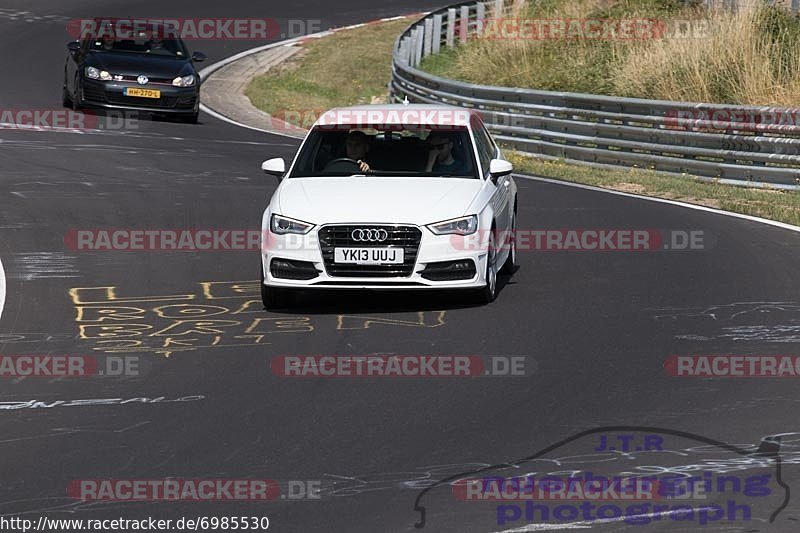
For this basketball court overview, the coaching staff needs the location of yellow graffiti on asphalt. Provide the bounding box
[69,281,446,357]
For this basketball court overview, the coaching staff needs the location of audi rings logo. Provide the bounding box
[351,228,388,242]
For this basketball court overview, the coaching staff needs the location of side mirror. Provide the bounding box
[67,41,81,53]
[489,158,513,182]
[261,158,286,179]
[191,51,207,62]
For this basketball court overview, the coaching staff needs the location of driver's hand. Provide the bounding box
[358,160,371,172]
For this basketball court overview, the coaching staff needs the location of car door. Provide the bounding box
[471,116,511,253]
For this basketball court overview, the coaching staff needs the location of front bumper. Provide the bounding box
[261,224,489,290]
[80,79,199,114]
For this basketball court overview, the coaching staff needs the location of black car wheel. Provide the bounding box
[499,208,517,275]
[62,70,73,108]
[180,110,199,124]
[71,76,81,111]
[260,265,290,310]
[62,85,72,108]
[475,227,498,304]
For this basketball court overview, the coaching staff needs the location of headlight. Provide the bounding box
[172,75,195,87]
[85,67,112,80]
[427,215,478,235]
[270,214,314,235]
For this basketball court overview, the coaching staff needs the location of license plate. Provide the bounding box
[334,247,404,265]
[124,88,161,98]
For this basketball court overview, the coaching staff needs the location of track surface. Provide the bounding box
[1,1,800,531]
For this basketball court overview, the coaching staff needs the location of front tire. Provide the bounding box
[499,210,517,276]
[62,83,72,108]
[475,228,498,304]
[179,111,199,124]
[260,265,290,310]
[71,76,81,111]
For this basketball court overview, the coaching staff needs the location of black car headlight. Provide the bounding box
[86,67,112,81]
[172,75,196,87]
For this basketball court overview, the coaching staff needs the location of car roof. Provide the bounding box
[313,104,481,128]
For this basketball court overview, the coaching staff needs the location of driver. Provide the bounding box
[100,35,116,51]
[345,130,372,172]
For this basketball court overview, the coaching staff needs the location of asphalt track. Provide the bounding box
[1,1,800,532]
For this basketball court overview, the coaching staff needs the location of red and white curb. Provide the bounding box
[198,13,424,138]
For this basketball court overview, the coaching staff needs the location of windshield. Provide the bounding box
[289,126,479,178]
[86,32,187,58]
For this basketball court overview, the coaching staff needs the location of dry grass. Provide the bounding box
[423,1,800,105]
[613,7,800,104]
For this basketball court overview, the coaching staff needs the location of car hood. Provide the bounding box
[87,52,193,78]
[276,177,484,225]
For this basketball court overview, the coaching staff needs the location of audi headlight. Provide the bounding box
[86,67,112,80]
[172,75,195,87]
[427,215,478,235]
[270,214,314,235]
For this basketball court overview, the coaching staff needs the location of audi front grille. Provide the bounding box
[317,225,422,277]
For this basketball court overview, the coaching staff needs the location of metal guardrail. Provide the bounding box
[389,0,800,187]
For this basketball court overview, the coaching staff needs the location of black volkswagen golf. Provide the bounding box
[63,20,206,123]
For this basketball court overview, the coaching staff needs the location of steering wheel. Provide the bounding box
[323,157,363,173]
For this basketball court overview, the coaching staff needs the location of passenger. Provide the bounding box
[425,132,470,175]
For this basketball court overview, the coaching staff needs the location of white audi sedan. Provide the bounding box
[258,104,517,309]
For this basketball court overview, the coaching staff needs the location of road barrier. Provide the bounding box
[390,0,800,187]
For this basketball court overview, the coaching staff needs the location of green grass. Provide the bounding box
[246,18,415,123]
[507,153,800,226]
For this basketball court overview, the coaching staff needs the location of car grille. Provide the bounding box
[106,93,180,108]
[82,81,107,103]
[318,225,422,277]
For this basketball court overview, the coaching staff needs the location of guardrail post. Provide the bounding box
[459,6,469,43]
[476,2,486,34]
[413,26,424,67]
[423,18,433,57]
[446,8,456,47]
[416,26,425,65]
[432,14,443,54]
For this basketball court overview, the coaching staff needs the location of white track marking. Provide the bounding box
[515,174,800,234]
[0,255,5,319]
